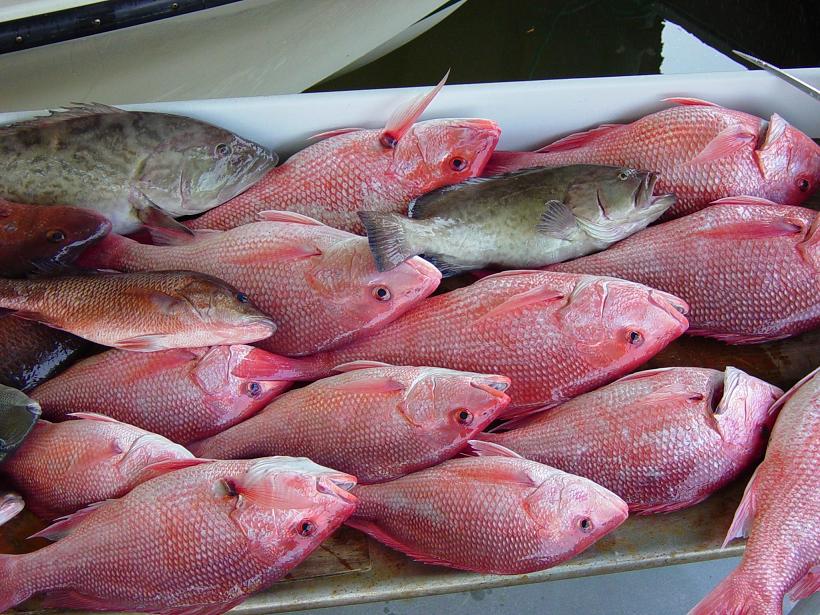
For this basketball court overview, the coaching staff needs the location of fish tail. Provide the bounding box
[688,569,779,615]
[0,554,31,611]
[358,211,418,272]
[74,233,133,270]
[232,349,330,382]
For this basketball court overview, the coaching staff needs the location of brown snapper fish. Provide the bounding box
[0,103,277,234]
[0,271,276,351]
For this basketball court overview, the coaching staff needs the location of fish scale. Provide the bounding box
[486,100,820,218]
[274,271,689,416]
[690,367,820,614]
[0,104,276,234]
[0,271,276,351]
[348,453,628,574]
[0,458,356,613]
[483,367,782,513]
[30,346,292,444]
[189,365,511,483]
[1,416,192,519]
[188,118,501,235]
[78,219,441,356]
[549,201,820,344]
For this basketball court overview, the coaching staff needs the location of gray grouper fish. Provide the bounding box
[359,165,675,276]
[0,103,277,234]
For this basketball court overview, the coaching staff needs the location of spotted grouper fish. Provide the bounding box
[0,104,277,234]
[188,75,500,234]
[690,366,820,615]
[486,98,820,218]
[0,457,356,614]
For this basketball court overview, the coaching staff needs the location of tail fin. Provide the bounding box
[0,554,28,611]
[231,349,328,382]
[482,151,543,176]
[74,233,135,270]
[688,571,776,615]
[358,212,418,272]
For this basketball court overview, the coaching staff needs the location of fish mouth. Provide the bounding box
[403,255,443,284]
[316,472,358,504]
[245,316,277,334]
[648,289,690,327]
[470,376,512,399]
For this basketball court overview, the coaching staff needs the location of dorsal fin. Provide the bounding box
[466,440,524,459]
[0,102,124,134]
[535,124,623,153]
[310,127,366,141]
[257,210,327,226]
[381,71,449,146]
[29,500,112,541]
[663,97,721,107]
[478,285,564,322]
[325,375,405,394]
[334,361,394,372]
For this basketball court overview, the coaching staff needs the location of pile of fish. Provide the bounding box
[0,74,818,615]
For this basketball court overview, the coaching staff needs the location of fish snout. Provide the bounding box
[469,375,512,399]
[648,288,690,327]
[316,472,358,504]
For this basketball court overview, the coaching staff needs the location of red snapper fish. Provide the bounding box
[690,367,820,615]
[1,413,192,519]
[254,271,689,417]
[348,442,628,574]
[0,271,276,351]
[188,75,501,234]
[549,198,819,344]
[30,346,292,445]
[0,457,356,614]
[485,99,820,218]
[189,363,511,483]
[79,213,441,356]
[482,366,783,513]
[0,199,111,277]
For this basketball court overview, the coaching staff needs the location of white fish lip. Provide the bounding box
[0,492,24,526]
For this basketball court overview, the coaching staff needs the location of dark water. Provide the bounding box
[311,0,818,92]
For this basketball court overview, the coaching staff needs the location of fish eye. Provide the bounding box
[236,292,249,304]
[215,143,233,158]
[246,381,262,398]
[380,133,398,149]
[372,286,391,301]
[617,171,629,181]
[455,408,473,425]
[627,330,643,346]
[449,156,468,172]
[297,519,316,537]
[796,177,810,192]
[46,229,66,243]
[578,517,594,533]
